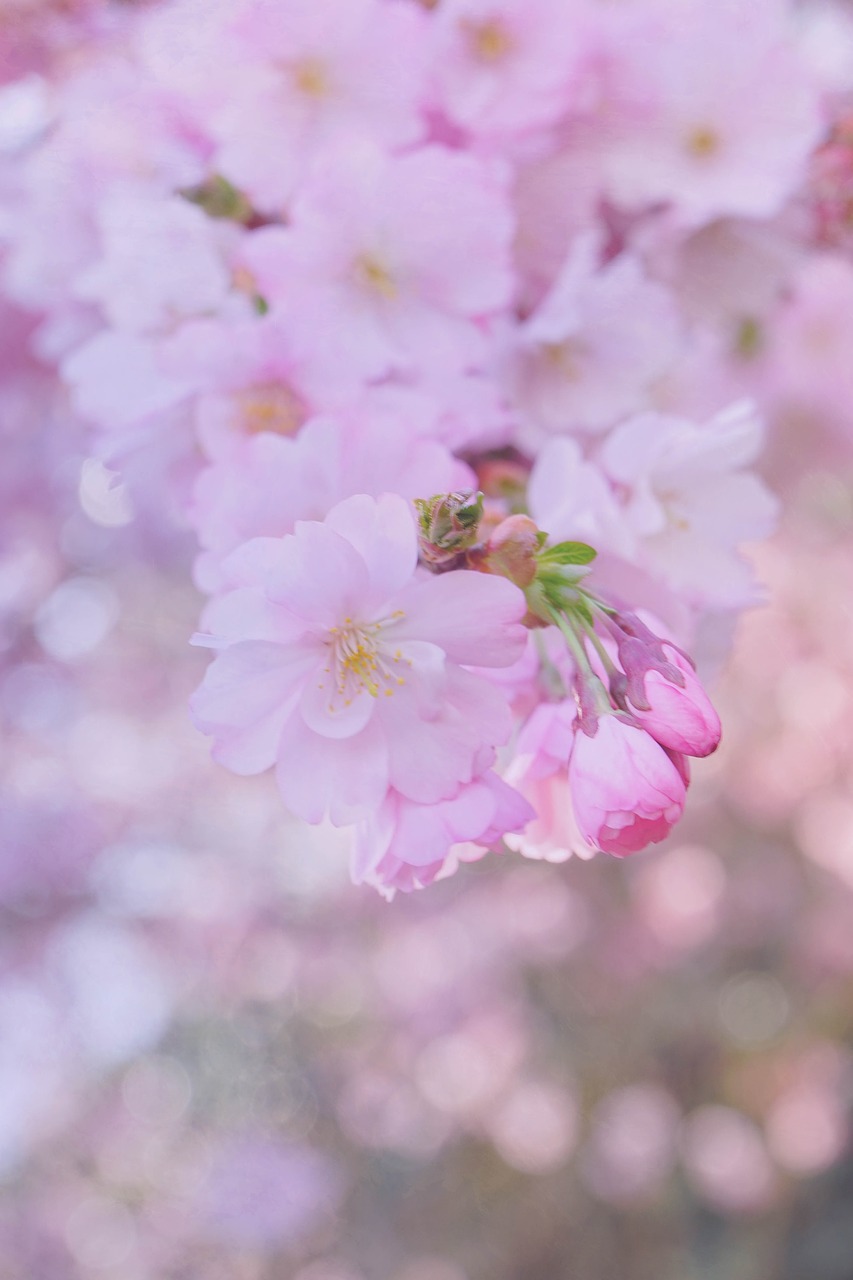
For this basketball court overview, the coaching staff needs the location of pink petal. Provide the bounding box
[391,571,526,667]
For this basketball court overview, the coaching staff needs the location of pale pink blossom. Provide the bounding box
[73,190,241,335]
[238,143,514,392]
[569,715,687,857]
[504,701,595,862]
[428,0,590,141]
[763,254,853,442]
[597,0,822,225]
[514,235,683,437]
[527,436,633,557]
[209,0,428,209]
[191,494,527,826]
[191,415,472,593]
[352,770,534,896]
[599,402,779,608]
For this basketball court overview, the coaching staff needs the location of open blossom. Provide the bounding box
[190,414,472,592]
[428,0,590,141]
[514,235,683,438]
[191,494,527,826]
[599,402,780,608]
[504,701,594,863]
[569,715,687,857]
[527,436,634,558]
[238,142,514,392]
[597,0,822,225]
[352,769,534,897]
[73,190,241,336]
[209,0,428,209]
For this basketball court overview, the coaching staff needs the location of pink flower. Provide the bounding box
[239,142,514,392]
[599,402,780,608]
[596,0,822,225]
[527,435,633,558]
[568,715,687,857]
[429,0,590,141]
[504,701,595,862]
[631,646,721,758]
[190,414,472,593]
[190,494,527,826]
[514,235,683,436]
[209,0,428,209]
[73,190,240,335]
[352,770,534,896]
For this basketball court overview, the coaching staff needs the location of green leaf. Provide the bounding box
[540,540,597,566]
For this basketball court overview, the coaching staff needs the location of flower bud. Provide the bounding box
[414,490,484,567]
[568,715,687,857]
[480,514,540,588]
[632,646,721,757]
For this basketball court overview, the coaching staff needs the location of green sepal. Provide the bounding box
[539,540,597,566]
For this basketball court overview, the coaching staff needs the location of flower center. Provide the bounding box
[542,338,586,381]
[461,17,514,63]
[686,125,720,159]
[323,615,409,707]
[354,253,398,300]
[292,58,329,98]
[237,383,307,436]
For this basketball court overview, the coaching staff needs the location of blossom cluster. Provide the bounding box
[1,0,844,894]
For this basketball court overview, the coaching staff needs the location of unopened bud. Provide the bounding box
[480,514,541,588]
[414,490,484,567]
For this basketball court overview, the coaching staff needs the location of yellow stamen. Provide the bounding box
[237,383,306,437]
[461,17,514,62]
[543,339,585,382]
[686,126,720,159]
[292,58,329,98]
[354,253,398,300]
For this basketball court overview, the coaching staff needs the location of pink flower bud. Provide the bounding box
[634,646,722,758]
[568,716,687,858]
[482,514,541,588]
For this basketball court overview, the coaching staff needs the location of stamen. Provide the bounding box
[461,17,514,62]
[354,253,397,299]
[292,58,328,98]
[237,383,306,436]
[686,125,720,158]
[323,614,407,707]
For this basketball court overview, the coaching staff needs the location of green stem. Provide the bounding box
[549,608,613,715]
[578,615,618,676]
[533,629,567,700]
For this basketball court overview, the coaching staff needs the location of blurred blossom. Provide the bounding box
[34,575,119,662]
[581,1085,681,1203]
[717,973,791,1048]
[194,1136,345,1249]
[634,844,726,949]
[77,458,135,528]
[64,1197,137,1271]
[47,917,175,1066]
[681,1106,778,1214]
[487,1080,577,1174]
